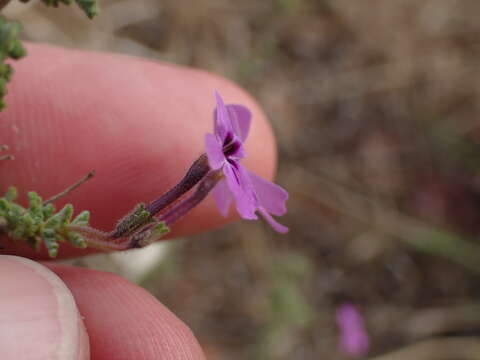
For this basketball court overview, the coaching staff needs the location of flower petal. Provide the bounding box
[214,91,232,141]
[248,170,288,216]
[205,133,225,170]
[227,105,251,142]
[336,303,369,357]
[224,163,257,220]
[212,179,232,217]
[258,207,289,233]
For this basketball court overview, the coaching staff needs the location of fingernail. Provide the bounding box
[0,256,89,360]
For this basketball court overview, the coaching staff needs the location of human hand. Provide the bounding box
[0,43,276,359]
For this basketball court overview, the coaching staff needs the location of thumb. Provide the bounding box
[0,255,89,360]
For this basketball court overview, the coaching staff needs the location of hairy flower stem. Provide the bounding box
[125,170,222,249]
[127,220,169,249]
[145,154,210,215]
[160,170,223,226]
[111,154,210,239]
[67,225,125,251]
[72,171,221,251]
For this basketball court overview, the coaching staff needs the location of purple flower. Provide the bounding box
[336,303,369,357]
[205,92,289,233]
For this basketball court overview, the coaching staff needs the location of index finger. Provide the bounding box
[0,43,277,259]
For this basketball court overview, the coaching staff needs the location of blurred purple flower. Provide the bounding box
[336,303,369,357]
[205,92,289,233]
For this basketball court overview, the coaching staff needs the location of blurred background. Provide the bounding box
[6,0,480,359]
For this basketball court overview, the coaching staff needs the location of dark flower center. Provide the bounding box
[223,132,241,157]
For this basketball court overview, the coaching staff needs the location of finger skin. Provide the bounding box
[48,264,206,360]
[0,255,89,360]
[0,43,276,259]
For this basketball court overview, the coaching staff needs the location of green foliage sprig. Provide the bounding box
[0,16,26,110]
[19,0,98,19]
[0,0,98,110]
[0,186,90,257]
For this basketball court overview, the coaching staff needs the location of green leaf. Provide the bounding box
[67,231,87,248]
[71,210,90,226]
[4,186,17,201]
[0,198,10,212]
[28,192,44,220]
[151,222,170,238]
[75,0,99,19]
[42,203,56,219]
[44,204,73,228]
[42,228,59,258]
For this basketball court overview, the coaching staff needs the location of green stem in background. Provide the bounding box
[369,337,480,360]
[294,166,480,274]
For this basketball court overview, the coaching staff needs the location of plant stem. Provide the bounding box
[44,171,96,205]
[160,169,222,226]
[293,165,480,274]
[145,154,210,216]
